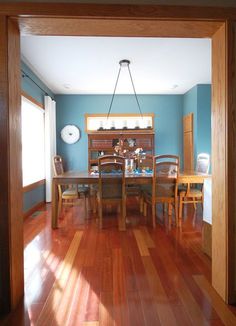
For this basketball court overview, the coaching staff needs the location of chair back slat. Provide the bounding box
[53,155,65,196]
[153,155,179,199]
[98,155,125,199]
[53,155,64,176]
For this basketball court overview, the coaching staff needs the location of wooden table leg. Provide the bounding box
[52,179,58,229]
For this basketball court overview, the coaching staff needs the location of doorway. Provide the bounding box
[1,5,235,312]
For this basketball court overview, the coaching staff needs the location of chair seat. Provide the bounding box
[143,185,175,198]
[126,185,141,196]
[78,185,89,194]
[62,188,78,198]
[179,188,202,197]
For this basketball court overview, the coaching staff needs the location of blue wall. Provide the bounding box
[22,61,54,102]
[21,61,54,213]
[183,84,211,167]
[56,95,184,171]
[197,85,211,156]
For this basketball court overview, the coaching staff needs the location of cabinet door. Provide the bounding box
[183,113,194,170]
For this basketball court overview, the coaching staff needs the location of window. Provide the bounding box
[21,96,45,187]
[85,113,154,132]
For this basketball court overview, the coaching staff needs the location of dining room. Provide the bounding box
[2,2,236,325]
[9,32,227,325]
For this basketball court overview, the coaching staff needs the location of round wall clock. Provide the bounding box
[60,125,80,144]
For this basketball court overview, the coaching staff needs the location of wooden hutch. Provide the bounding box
[87,130,155,170]
[86,113,155,170]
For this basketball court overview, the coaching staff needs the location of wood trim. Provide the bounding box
[0,17,23,314]
[0,15,11,315]
[202,221,212,258]
[8,18,24,311]
[23,201,45,220]
[85,113,155,117]
[212,23,227,302]
[22,91,44,110]
[183,113,194,171]
[0,3,236,20]
[17,17,223,38]
[0,0,235,310]
[87,130,155,135]
[23,179,45,193]
[226,20,236,304]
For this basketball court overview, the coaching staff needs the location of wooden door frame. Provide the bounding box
[0,3,236,313]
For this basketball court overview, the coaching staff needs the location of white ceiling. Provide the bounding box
[21,36,211,95]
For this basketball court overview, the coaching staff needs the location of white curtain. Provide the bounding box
[45,96,56,202]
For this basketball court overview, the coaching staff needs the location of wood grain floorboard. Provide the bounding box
[36,231,83,325]
[133,228,150,256]
[194,275,236,326]
[2,200,236,326]
[142,256,178,326]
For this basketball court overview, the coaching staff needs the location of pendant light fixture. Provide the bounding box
[106,59,143,121]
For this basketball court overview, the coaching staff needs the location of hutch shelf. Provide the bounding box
[87,130,155,171]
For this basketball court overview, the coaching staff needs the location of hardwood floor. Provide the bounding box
[2,199,236,325]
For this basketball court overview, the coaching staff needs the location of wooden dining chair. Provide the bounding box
[53,155,89,216]
[143,155,179,228]
[179,153,210,215]
[178,177,205,226]
[126,154,153,213]
[97,155,126,230]
[178,154,210,224]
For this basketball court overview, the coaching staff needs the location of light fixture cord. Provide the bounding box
[107,65,122,120]
[127,65,143,119]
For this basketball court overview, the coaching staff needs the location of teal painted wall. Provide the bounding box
[21,62,54,102]
[56,94,183,171]
[183,84,211,167]
[197,85,211,157]
[23,185,45,212]
[21,61,54,213]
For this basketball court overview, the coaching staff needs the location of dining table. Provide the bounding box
[51,170,211,229]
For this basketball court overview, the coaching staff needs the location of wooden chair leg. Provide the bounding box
[98,201,102,229]
[143,202,147,217]
[175,199,178,227]
[117,204,121,213]
[193,198,197,209]
[120,199,126,231]
[58,197,62,216]
[93,192,97,214]
[140,194,144,213]
[179,197,183,227]
[152,203,156,228]
[84,195,87,219]
[168,203,172,216]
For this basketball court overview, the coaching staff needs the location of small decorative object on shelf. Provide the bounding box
[110,120,116,130]
[135,120,140,129]
[147,119,152,129]
[98,120,104,131]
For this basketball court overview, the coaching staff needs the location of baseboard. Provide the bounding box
[23,201,45,220]
[202,221,212,258]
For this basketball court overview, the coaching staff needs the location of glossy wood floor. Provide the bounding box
[2,199,236,326]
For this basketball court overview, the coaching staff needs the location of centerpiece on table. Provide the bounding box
[113,140,145,173]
